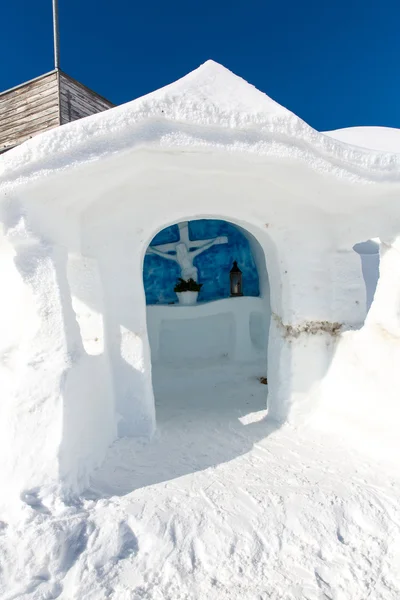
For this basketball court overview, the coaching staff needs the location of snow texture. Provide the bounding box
[1,63,400,598]
[147,297,268,364]
[1,362,400,600]
[324,126,400,153]
[2,61,400,191]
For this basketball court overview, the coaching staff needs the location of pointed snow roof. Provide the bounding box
[2,60,400,187]
[144,59,293,124]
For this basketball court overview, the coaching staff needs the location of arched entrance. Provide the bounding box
[143,218,271,424]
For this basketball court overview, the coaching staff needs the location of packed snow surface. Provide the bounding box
[324,126,400,153]
[1,362,400,600]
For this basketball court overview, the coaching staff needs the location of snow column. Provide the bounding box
[266,231,339,423]
[97,242,156,438]
[0,200,119,497]
[59,253,117,492]
[0,215,71,496]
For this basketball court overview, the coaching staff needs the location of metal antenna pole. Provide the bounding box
[52,0,60,70]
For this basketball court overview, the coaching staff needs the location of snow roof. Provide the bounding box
[146,59,293,122]
[2,60,400,189]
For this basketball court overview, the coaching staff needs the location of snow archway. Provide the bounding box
[142,218,271,425]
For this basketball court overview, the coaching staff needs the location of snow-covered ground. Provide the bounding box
[2,360,400,600]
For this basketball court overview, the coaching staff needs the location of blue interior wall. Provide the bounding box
[144,220,260,305]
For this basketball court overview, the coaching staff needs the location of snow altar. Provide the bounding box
[1,60,400,499]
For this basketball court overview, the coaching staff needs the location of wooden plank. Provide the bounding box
[0,102,58,130]
[0,82,58,109]
[0,95,59,127]
[60,96,109,119]
[60,92,111,114]
[0,114,59,148]
[60,86,111,110]
[0,93,58,121]
[59,72,113,125]
[0,74,58,105]
[60,89,112,112]
[0,118,59,145]
[0,83,58,116]
[0,124,59,150]
[1,122,59,150]
[61,110,91,123]
[59,71,113,107]
[60,95,111,124]
[0,70,57,97]
[60,104,109,123]
[0,83,59,117]
[60,81,111,104]
[0,88,59,132]
[1,127,58,150]
[0,110,59,139]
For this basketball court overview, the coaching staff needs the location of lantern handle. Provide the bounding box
[230,260,242,273]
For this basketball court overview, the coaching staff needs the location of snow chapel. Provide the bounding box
[1,60,400,497]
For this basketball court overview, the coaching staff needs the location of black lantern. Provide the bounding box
[230,261,243,297]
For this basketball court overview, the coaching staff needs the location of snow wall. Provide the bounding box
[311,237,400,461]
[147,296,268,365]
[1,142,400,499]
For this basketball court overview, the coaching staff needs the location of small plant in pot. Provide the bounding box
[174,278,202,305]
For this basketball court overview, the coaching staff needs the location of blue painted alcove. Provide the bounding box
[144,219,260,305]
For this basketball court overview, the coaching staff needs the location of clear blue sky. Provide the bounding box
[1,0,400,131]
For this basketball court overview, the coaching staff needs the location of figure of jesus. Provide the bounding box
[146,222,228,282]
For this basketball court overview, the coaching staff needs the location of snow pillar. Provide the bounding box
[267,318,334,422]
[266,238,336,423]
[98,250,155,438]
[0,208,119,498]
[59,253,117,492]
[0,218,71,496]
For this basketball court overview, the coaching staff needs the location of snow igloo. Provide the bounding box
[2,60,400,498]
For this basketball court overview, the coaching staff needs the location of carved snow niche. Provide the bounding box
[143,218,271,418]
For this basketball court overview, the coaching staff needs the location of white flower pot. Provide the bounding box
[176,291,199,305]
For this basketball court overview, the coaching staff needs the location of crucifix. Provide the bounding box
[146,222,228,281]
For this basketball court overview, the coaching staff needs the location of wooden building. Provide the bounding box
[0,70,114,154]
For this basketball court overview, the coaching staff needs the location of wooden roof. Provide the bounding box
[0,70,114,154]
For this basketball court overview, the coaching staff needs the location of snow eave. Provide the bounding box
[0,88,400,189]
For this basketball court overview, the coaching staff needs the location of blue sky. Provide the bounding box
[1,0,400,131]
